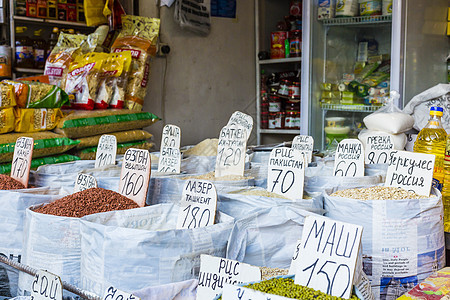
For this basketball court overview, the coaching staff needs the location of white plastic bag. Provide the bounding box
[132,279,198,300]
[80,204,234,296]
[403,83,450,132]
[363,91,414,134]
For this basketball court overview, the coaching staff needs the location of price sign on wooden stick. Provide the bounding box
[31,270,63,300]
[119,148,151,207]
[292,135,314,164]
[294,215,363,299]
[95,135,117,169]
[158,124,182,173]
[74,173,97,193]
[102,285,140,300]
[176,179,217,229]
[333,139,364,177]
[161,124,181,149]
[215,124,247,178]
[11,137,33,187]
[227,111,254,141]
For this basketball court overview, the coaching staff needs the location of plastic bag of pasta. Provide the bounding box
[0,83,16,109]
[111,16,160,111]
[95,51,132,109]
[3,80,69,108]
[65,52,107,110]
[44,32,99,89]
[14,108,63,132]
[0,107,15,134]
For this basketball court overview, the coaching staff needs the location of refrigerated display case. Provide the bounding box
[301,0,449,150]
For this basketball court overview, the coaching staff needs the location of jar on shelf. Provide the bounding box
[269,96,282,112]
[261,119,268,129]
[285,111,300,129]
[288,81,300,100]
[278,79,290,96]
[268,113,277,129]
[286,100,300,112]
[275,111,285,129]
[261,111,269,121]
[261,102,269,112]
[289,30,302,58]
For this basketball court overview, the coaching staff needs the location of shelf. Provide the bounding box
[320,15,392,26]
[15,68,44,74]
[259,57,301,65]
[321,103,381,112]
[260,129,300,134]
[13,16,91,28]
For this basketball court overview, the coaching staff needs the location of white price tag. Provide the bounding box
[102,286,140,300]
[176,179,217,229]
[158,147,181,173]
[292,135,314,164]
[227,111,254,141]
[333,139,365,177]
[289,239,302,275]
[74,173,97,193]
[222,284,292,300]
[30,270,63,300]
[11,137,34,187]
[161,124,181,149]
[364,133,394,164]
[385,150,435,196]
[215,124,247,178]
[267,147,305,200]
[119,148,151,207]
[294,216,362,299]
[95,135,117,169]
[196,255,261,300]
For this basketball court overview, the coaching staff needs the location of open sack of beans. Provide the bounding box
[18,188,142,298]
[79,203,234,296]
[217,187,324,220]
[323,186,445,300]
[226,205,323,269]
[0,186,67,298]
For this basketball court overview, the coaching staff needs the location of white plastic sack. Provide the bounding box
[403,83,450,132]
[217,187,324,219]
[132,279,198,300]
[324,187,445,300]
[80,204,234,296]
[181,156,216,174]
[227,205,323,269]
[0,187,67,298]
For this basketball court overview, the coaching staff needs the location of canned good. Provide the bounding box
[278,79,290,96]
[270,31,288,59]
[261,111,269,121]
[269,96,282,112]
[288,81,300,99]
[276,111,285,129]
[286,100,300,112]
[285,111,300,129]
[261,102,269,112]
[261,119,268,129]
[269,113,278,129]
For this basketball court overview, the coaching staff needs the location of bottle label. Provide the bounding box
[16,46,33,62]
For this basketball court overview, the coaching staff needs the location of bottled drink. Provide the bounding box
[15,26,34,69]
[413,106,447,192]
[33,29,47,69]
[443,138,450,231]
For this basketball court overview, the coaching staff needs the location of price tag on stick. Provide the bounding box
[215,124,247,178]
[74,173,97,193]
[292,135,314,164]
[11,137,33,187]
[294,215,363,299]
[119,148,151,207]
[196,254,261,300]
[385,150,435,196]
[159,124,182,173]
[333,139,365,177]
[364,133,394,164]
[102,285,140,300]
[227,111,254,141]
[161,124,181,148]
[267,147,305,200]
[95,135,117,169]
[176,179,217,229]
[31,270,63,300]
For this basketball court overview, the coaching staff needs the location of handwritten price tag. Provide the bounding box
[159,124,182,173]
[227,111,254,141]
[215,124,247,178]
[161,124,181,148]
[294,216,362,299]
[196,254,261,300]
[119,148,151,207]
[364,133,394,164]
[31,270,63,300]
[11,137,34,187]
[176,179,217,229]
[74,173,97,193]
[289,239,302,275]
[292,135,314,164]
[102,286,140,300]
[267,147,305,200]
[222,284,292,300]
[333,139,364,177]
[95,135,117,169]
[385,150,435,196]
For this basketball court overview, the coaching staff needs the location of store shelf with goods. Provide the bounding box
[13,15,91,28]
[320,14,392,27]
[320,103,381,113]
[259,57,302,65]
[14,67,44,74]
[260,129,300,134]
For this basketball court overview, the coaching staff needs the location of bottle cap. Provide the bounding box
[430,106,443,116]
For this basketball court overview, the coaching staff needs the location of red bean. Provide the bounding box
[0,174,25,190]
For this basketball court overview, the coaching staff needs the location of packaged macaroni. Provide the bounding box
[14,108,63,132]
[3,80,69,108]
[0,107,15,134]
[0,83,16,109]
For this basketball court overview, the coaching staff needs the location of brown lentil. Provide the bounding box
[34,187,139,218]
[0,174,25,190]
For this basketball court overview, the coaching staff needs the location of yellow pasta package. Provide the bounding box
[95,51,132,109]
[14,108,63,132]
[0,107,15,134]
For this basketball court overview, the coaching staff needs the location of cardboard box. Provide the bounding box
[37,0,47,18]
[318,0,336,19]
[398,267,450,299]
[15,0,27,16]
[67,3,76,21]
[26,0,37,17]
[47,0,57,19]
[57,2,67,20]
